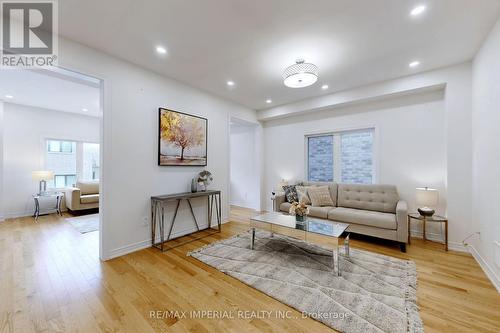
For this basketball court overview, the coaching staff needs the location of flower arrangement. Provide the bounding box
[197,170,213,191]
[289,202,309,221]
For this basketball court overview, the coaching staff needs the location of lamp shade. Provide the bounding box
[32,170,54,181]
[416,187,439,206]
[275,179,289,192]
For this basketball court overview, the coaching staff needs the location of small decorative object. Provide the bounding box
[190,178,198,193]
[158,108,207,166]
[416,187,439,217]
[32,170,54,195]
[197,170,213,191]
[289,202,309,222]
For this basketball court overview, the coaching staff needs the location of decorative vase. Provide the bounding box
[198,182,206,192]
[295,215,305,222]
[191,179,197,193]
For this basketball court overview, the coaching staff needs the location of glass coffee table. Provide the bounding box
[250,212,350,276]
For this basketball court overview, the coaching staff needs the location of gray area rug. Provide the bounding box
[189,230,423,333]
[66,214,99,233]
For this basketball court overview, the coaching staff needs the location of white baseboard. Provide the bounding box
[410,229,466,252]
[103,217,230,260]
[467,245,500,293]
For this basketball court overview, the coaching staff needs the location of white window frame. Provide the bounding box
[304,126,379,184]
[42,137,100,190]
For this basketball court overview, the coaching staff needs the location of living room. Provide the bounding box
[1,1,500,332]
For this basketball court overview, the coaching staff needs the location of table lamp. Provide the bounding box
[32,171,54,195]
[416,187,439,217]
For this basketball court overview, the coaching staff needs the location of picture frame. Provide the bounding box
[158,108,208,166]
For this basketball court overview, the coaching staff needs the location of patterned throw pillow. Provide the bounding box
[308,186,334,207]
[295,186,311,205]
[282,185,298,203]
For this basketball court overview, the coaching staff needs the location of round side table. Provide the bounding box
[33,192,64,222]
[408,213,448,251]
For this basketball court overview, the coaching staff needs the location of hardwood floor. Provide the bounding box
[1,207,499,332]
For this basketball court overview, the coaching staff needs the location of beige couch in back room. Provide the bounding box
[65,181,100,212]
[275,181,408,252]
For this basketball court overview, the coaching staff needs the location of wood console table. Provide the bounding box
[151,190,221,251]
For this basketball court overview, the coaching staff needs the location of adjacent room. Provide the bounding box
[1,1,500,332]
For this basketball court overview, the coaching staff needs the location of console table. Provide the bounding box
[151,190,221,251]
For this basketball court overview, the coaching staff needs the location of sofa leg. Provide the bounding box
[399,243,407,253]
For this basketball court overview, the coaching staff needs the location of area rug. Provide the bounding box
[189,230,423,333]
[66,214,99,234]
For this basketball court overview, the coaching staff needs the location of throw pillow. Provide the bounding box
[282,185,298,203]
[308,186,334,207]
[295,186,311,205]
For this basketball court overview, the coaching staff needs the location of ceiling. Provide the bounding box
[57,0,500,110]
[0,69,101,117]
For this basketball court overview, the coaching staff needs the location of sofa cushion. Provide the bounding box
[80,194,99,204]
[308,186,334,207]
[76,181,99,195]
[301,181,338,206]
[282,185,298,203]
[337,184,399,213]
[328,207,397,230]
[307,206,334,219]
[280,202,292,213]
[295,186,311,205]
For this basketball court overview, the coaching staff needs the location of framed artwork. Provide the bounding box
[158,108,207,166]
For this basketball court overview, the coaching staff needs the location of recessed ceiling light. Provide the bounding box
[82,108,88,112]
[266,99,272,104]
[321,84,329,90]
[410,5,426,16]
[156,46,167,54]
[226,80,235,86]
[409,61,420,68]
[4,94,13,99]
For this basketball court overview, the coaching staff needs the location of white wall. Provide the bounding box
[261,63,473,251]
[57,38,257,259]
[230,123,260,210]
[2,103,100,218]
[264,90,447,236]
[472,16,500,291]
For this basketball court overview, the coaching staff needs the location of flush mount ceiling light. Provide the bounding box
[266,99,272,104]
[283,59,319,88]
[4,94,13,99]
[226,80,235,87]
[321,84,329,90]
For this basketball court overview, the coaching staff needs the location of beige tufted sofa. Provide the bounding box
[275,182,408,251]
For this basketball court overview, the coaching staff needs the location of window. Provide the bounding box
[45,139,100,188]
[307,128,374,184]
[83,143,100,180]
[46,140,77,188]
[48,140,74,153]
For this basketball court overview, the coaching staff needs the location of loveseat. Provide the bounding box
[275,181,408,251]
[65,181,100,212]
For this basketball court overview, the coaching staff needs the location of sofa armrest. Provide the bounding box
[396,200,408,243]
[65,187,81,211]
[275,194,286,212]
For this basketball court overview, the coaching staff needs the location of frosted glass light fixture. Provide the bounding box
[283,59,319,88]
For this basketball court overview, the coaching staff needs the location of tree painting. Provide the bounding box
[159,109,207,166]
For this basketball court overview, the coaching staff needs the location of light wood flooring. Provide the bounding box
[1,206,499,332]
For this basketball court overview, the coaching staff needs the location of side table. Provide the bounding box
[33,192,64,222]
[408,213,448,251]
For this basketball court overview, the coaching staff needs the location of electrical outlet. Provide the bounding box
[141,216,149,227]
